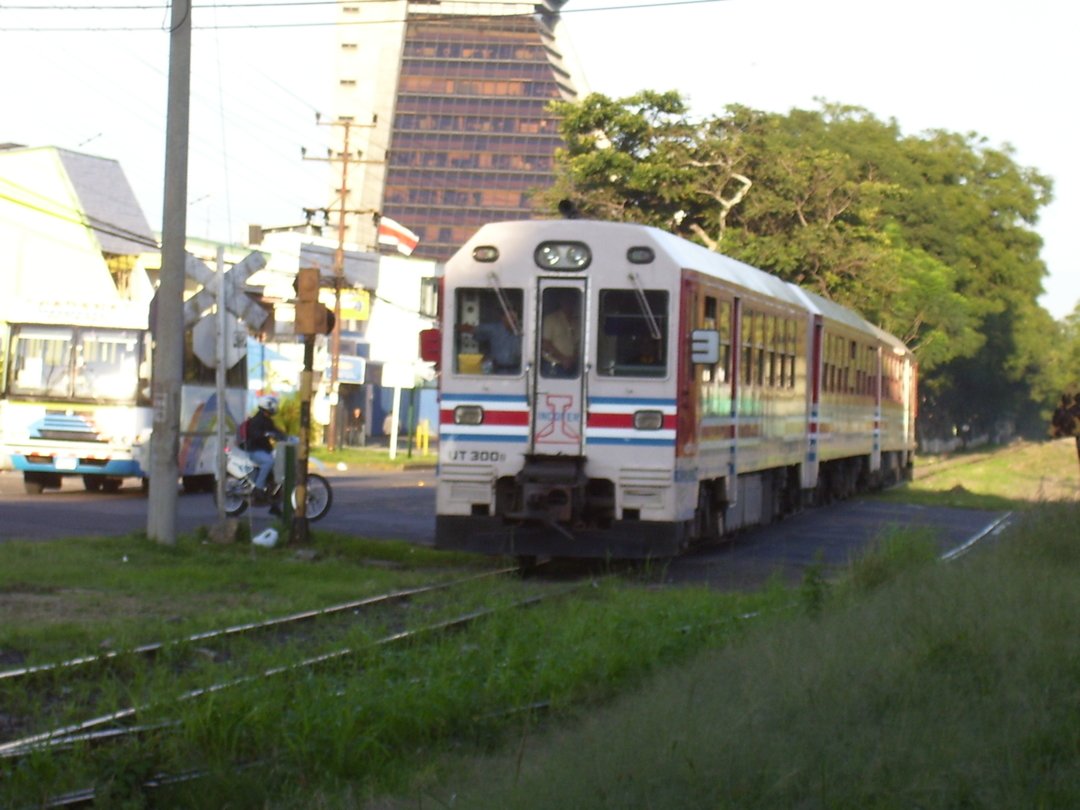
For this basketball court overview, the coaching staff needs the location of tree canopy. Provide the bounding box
[539,92,1058,439]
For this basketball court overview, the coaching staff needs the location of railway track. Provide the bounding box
[0,568,517,747]
[2,504,1016,806]
[1,565,585,805]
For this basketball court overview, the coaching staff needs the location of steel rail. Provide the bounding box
[0,566,520,685]
[939,511,1014,562]
[2,584,578,760]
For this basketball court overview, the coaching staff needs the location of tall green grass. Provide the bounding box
[888,437,1080,507]
[3,441,1077,807]
[423,502,1080,809]
[1,578,792,807]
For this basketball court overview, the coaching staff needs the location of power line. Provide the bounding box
[2,0,730,31]
[0,190,161,249]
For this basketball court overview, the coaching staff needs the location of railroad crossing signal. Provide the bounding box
[191,312,247,369]
[182,251,268,330]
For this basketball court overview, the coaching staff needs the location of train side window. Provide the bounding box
[718,301,731,383]
[597,289,668,377]
[703,295,717,329]
[454,288,523,375]
[741,311,753,386]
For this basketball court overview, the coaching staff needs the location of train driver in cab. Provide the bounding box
[541,289,581,377]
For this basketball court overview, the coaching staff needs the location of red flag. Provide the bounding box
[377,216,419,256]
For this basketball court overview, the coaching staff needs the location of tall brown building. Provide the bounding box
[330,0,585,261]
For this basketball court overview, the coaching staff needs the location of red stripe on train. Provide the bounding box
[439,409,529,426]
[587,413,677,429]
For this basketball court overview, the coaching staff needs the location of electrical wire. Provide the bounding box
[0,190,161,249]
[1,0,730,31]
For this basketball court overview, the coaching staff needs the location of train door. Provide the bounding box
[530,279,587,455]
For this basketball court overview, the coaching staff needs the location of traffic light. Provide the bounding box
[294,267,335,335]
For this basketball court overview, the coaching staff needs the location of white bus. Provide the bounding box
[0,300,153,493]
[1,301,251,495]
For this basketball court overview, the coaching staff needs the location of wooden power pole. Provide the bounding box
[303,115,379,450]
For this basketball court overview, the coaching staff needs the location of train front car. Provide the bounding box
[434,220,686,559]
[431,219,917,560]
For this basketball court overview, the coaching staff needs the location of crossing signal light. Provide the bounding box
[294,267,335,335]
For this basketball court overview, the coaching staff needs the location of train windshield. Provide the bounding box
[454,288,524,375]
[539,287,582,378]
[597,289,668,377]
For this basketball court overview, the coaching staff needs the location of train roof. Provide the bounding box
[463,219,807,308]
[461,219,913,356]
[643,225,810,309]
[794,286,912,355]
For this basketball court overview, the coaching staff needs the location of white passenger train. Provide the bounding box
[422,219,917,559]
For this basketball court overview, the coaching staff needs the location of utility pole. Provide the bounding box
[148,0,191,545]
[302,114,380,450]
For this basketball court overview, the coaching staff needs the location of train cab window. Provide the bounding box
[454,288,523,375]
[596,289,668,378]
[540,287,583,378]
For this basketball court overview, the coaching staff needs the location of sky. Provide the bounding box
[0,0,1076,318]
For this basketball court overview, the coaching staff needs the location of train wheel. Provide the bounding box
[695,485,724,544]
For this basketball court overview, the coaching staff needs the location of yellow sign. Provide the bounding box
[317,289,370,321]
[342,289,370,321]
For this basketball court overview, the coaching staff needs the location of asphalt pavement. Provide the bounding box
[0,469,1008,592]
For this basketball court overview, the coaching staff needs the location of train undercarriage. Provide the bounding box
[435,450,915,561]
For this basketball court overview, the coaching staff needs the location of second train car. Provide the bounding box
[423,219,916,559]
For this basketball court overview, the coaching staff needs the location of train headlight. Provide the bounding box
[565,245,590,267]
[633,410,664,431]
[454,405,484,425]
[537,244,561,267]
[534,242,592,271]
[473,245,499,263]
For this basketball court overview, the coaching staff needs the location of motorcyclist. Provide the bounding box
[247,394,287,503]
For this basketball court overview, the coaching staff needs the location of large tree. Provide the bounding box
[540,93,1055,439]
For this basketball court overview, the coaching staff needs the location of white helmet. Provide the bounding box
[258,394,279,415]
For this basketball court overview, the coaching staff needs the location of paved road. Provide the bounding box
[0,469,1006,590]
[0,468,437,544]
[665,499,1008,589]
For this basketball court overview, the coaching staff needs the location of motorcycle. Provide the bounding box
[215,442,333,522]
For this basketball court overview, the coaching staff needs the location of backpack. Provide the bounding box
[236,417,252,450]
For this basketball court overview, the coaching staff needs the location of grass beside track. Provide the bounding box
[0,440,1077,807]
[423,502,1080,810]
